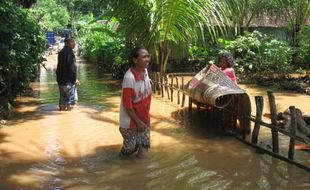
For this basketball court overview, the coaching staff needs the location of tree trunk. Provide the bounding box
[14,0,36,8]
[291,23,301,66]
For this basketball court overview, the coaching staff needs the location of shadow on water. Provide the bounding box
[1,132,309,190]
[163,107,310,189]
[0,132,13,159]
[1,129,308,188]
[0,143,122,190]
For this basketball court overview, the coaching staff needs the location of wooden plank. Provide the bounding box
[267,91,279,153]
[288,106,297,160]
[251,96,264,144]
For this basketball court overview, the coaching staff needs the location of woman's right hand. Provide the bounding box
[136,120,146,132]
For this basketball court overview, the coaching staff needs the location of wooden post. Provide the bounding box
[157,73,161,95]
[267,91,279,153]
[176,76,180,104]
[166,76,170,100]
[288,106,297,160]
[197,102,201,112]
[181,77,186,107]
[170,75,174,102]
[189,97,192,118]
[154,72,157,93]
[161,76,164,98]
[251,96,264,144]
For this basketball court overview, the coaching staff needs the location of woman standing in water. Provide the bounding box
[119,47,152,158]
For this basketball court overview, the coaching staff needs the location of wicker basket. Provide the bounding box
[185,63,245,108]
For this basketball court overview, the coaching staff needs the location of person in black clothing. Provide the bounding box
[56,37,80,111]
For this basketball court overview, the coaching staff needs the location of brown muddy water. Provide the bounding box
[0,55,309,190]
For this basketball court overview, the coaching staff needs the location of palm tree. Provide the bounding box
[278,0,310,56]
[104,0,228,74]
[267,0,310,65]
[218,0,271,36]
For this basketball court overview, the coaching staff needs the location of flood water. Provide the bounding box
[0,55,309,190]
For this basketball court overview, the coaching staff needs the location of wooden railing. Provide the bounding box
[151,72,310,172]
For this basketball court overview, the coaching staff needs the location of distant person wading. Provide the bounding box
[56,37,80,111]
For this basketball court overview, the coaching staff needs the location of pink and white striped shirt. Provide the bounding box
[119,68,152,129]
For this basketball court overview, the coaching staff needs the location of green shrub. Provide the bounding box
[79,23,126,74]
[298,27,310,68]
[188,45,209,60]
[225,31,293,79]
[188,38,231,62]
[0,2,45,110]
[111,57,130,79]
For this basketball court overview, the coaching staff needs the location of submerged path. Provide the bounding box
[0,55,309,190]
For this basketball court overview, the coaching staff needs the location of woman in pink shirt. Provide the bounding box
[218,53,237,84]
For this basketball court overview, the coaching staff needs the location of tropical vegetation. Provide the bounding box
[0,1,45,117]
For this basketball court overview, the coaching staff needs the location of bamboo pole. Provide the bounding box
[170,75,174,102]
[166,76,170,100]
[161,76,164,98]
[188,97,192,118]
[267,91,279,153]
[157,73,161,95]
[176,76,180,104]
[154,72,157,93]
[251,96,264,144]
[181,77,185,107]
[288,106,297,160]
[197,102,201,113]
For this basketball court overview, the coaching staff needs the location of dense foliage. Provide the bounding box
[296,26,310,68]
[0,2,45,115]
[12,0,37,8]
[79,18,127,76]
[30,0,70,33]
[104,0,228,75]
[225,31,293,79]
[188,31,293,81]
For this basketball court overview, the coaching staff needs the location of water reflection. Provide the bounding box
[39,62,119,107]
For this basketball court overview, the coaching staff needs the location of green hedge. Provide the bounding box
[0,2,45,115]
[226,31,293,79]
[80,25,128,75]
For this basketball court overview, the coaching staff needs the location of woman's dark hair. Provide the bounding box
[217,52,234,67]
[130,47,147,59]
[130,47,147,65]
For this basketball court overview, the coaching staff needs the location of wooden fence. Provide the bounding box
[151,72,310,172]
